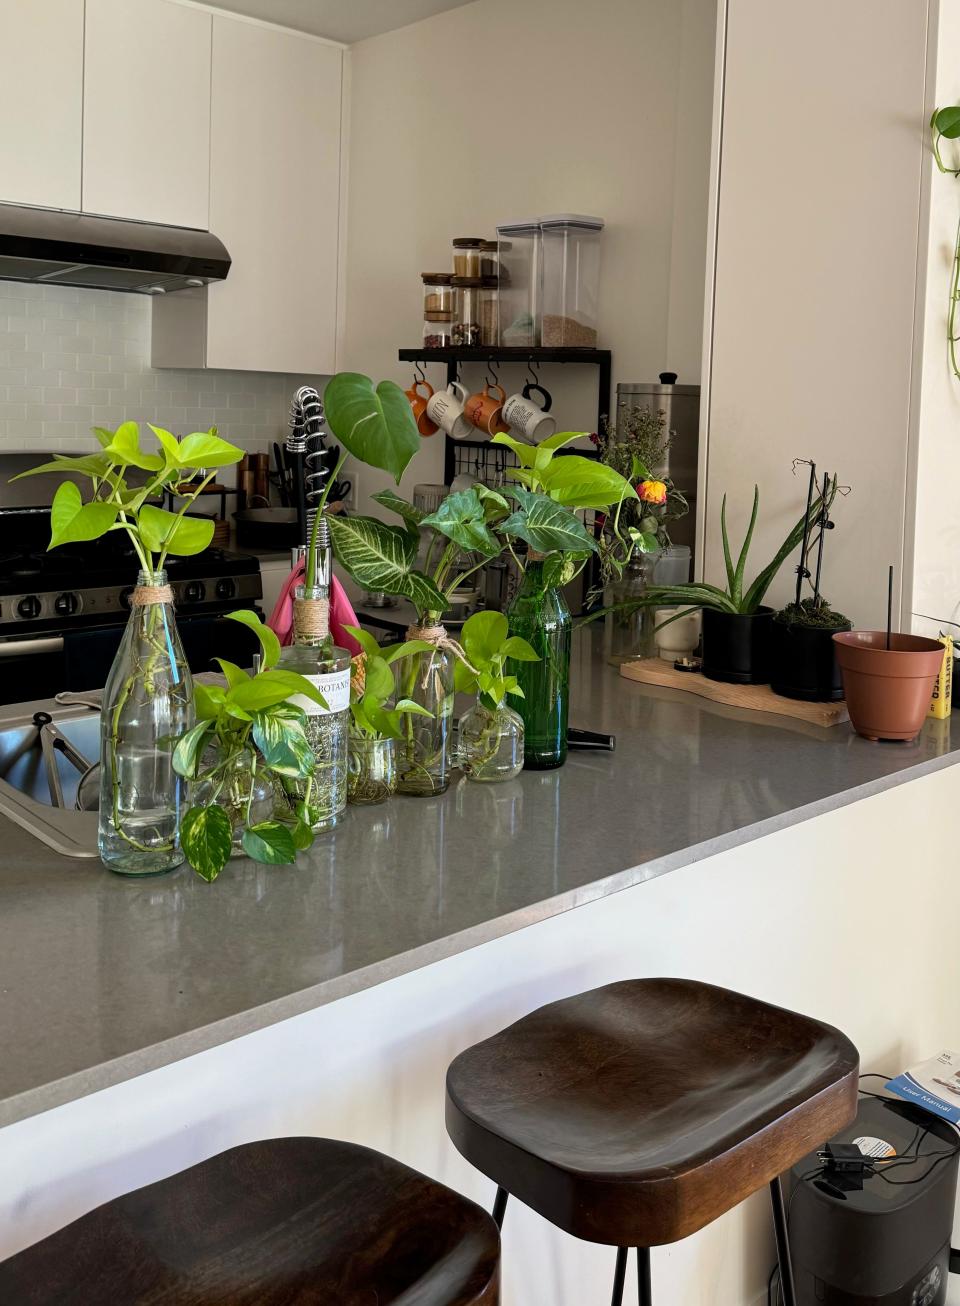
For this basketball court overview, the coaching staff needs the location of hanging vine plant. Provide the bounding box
[931,106,960,381]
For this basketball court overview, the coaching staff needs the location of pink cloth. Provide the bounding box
[267,560,362,655]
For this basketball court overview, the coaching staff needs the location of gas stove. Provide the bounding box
[0,506,264,704]
[0,508,260,636]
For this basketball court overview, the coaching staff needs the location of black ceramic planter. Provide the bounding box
[770,618,851,701]
[701,607,774,684]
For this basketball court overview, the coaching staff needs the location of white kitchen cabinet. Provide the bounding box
[82,0,211,229]
[0,0,84,210]
[153,15,344,373]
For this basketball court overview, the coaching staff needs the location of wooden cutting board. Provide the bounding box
[618,657,849,727]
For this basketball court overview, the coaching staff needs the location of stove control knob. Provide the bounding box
[184,580,206,604]
[55,591,80,616]
[17,595,41,620]
[119,587,134,610]
[215,577,236,601]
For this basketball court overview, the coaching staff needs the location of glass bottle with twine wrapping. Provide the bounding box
[98,570,194,875]
[393,619,459,796]
[278,522,351,831]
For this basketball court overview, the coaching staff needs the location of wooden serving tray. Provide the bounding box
[618,658,849,727]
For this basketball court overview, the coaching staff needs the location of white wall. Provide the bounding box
[700,0,933,628]
[342,0,716,508]
[2,766,959,1303]
[0,281,325,458]
[912,0,960,640]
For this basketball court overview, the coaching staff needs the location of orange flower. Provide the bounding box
[639,479,667,505]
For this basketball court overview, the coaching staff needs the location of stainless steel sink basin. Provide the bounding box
[0,703,100,858]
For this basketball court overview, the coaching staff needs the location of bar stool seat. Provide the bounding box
[446,978,859,1252]
[0,1137,501,1305]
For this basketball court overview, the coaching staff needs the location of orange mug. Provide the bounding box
[464,382,508,437]
[405,379,437,436]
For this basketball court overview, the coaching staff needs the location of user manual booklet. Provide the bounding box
[886,1051,960,1124]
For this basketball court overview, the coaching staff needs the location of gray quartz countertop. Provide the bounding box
[1,629,958,1128]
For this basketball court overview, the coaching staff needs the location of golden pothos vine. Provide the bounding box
[931,106,960,381]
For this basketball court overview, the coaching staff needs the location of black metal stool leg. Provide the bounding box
[491,1186,509,1230]
[637,1247,653,1305]
[770,1176,797,1306]
[611,1247,628,1306]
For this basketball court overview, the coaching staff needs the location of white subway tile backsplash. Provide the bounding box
[0,282,326,454]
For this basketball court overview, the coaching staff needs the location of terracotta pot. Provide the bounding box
[701,607,774,685]
[833,631,943,741]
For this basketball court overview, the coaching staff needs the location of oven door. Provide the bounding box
[0,612,265,706]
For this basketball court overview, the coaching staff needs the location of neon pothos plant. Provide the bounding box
[931,106,960,382]
[13,422,244,860]
[172,611,330,882]
[13,420,243,575]
[453,610,539,708]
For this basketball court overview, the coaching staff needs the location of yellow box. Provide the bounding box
[928,634,954,719]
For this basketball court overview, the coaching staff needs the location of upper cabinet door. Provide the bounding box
[206,17,343,374]
[83,0,211,229]
[0,0,84,210]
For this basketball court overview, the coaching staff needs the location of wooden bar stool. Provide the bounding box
[446,978,859,1305]
[0,1136,501,1305]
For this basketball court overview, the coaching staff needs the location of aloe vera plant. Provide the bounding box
[590,478,838,622]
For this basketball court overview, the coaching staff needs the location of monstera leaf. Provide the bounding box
[328,513,446,613]
[323,373,420,483]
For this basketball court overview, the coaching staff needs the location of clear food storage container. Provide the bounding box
[479,276,498,347]
[496,220,541,347]
[452,276,482,347]
[422,272,454,348]
[540,214,604,347]
[452,237,484,277]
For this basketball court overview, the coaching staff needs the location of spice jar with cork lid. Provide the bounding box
[480,239,500,278]
[422,272,454,348]
[452,276,482,347]
[452,237,484,277]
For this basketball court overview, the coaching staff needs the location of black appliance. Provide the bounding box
[0,508,262,703]
[774,1094,960,1305]
[0,202,230,294]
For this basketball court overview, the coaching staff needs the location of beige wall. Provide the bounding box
[701,0,933,626]
[341,0,717,509]
[913,0,960,639]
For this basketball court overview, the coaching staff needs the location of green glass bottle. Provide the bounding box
[506,558,571,770]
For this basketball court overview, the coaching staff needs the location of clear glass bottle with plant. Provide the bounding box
[323,381,637,778]
[278,509,353,832]
[14,421,244,875]
[593,405,690,569]
[171,610,329,882]
[454,611,538,783]
[341,625,434,804]
[491,432,638,768]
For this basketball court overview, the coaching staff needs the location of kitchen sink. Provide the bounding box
[0,702,101,858]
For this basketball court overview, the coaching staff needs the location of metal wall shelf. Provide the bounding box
[397,346,612,484]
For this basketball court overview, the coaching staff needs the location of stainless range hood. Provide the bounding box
[0,203,231,294]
